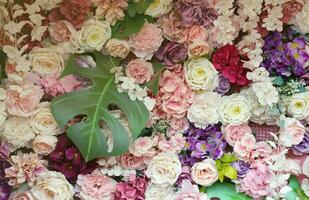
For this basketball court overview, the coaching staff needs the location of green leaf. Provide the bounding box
[218,171,224,182]
[272,76,284,86]
[286,176,309,200]
[221,153,238,163]
[135,0,152,14]
[0,49,7,79]
[215,160,223,170]
[223,165,238,180]
[51,53,149,161]
[205,181,252,200]
[112,14,145,39]
[127,3,136,17]
[145,63,164,96]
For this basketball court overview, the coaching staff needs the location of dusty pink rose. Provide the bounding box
[114,175,147,200]
[126,59,154,84]
[233,134,256,161]
[10,191,35,200]
[255,142,272,158]
[76,171,117,200]
[223,124,252,147]
[173,180,209,200]
[49,20,76,43]
[239,162,273,198]
[279,118,306,147]
[187,25,208,43]
[40,75,81,97]
[159,70,184,93]
[129,136,158,157]
[161,92,193,119]
[281,0,304,23]
[129,23,163,60]
[119,152,145,170]
[5,84,43,117]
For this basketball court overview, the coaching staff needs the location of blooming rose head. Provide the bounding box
[172,180,209,200]
[119,152,145,170]
[255,141,272,158]
[191,159,218,187]
[223,124,252,147]
[212,45,240,70]
[32,135,58,155]
[146,153,182,185]
[188,40,212,59]
[10,191,35,200]
[75,171,117,200]
[282,0,304,23]
[49,20,76,43]
[129,136,157,157]
[29,47,64,77]
[126,59,154,84]
[105,39,130,59]
[184,58,218,91]
[145,0,173,18]
[129,23,163,60]
[77,19,111,51]
[187,25,209,42]
[233,133,256,161]
[279,117,306,147]
[5,84,43,117]
[156,42,187,68]
[286,92,309,120]
[31,171,74,200]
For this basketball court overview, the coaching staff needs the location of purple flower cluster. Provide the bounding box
[261,30,309,77]
[292,133,309,155]
[180,124,226,166]
[0,161,11,200]
[216,75,231,95]
[174,0,218,28]
[231,160,250,178]
[49,134,97,183]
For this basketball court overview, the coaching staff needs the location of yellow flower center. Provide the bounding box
[295,101,304,109]
[232,106,241,115]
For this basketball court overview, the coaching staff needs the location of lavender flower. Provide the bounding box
[292,133,309,155]
[231,160,250,178]
[175,166,192,187]
[216,75,230,95]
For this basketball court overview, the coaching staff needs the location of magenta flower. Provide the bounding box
[114,175,147,200]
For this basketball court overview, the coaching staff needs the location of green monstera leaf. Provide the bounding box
[51,53,149,161]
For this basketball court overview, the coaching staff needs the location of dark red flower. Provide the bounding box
[222,65,249,86]
[212,45,240,70]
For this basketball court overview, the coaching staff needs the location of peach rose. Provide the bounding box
[223,124,252,147]
[279,117,306,147]
[126,59,154,84]
[49,20,76,43]
[187,25,208,43]
[191,159,218,187]
[5,84,43,117]
[282,0,304,23]
[105,39,130,59]
[188,40,212,58]
[119,152,145,169]
[32,135,58,155]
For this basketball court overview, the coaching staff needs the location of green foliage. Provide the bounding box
[145,62,164,96]
[285,176,309,200]
[0,49,7,79]
[51,53,149,161]
[112,13,145,39]
[215,153,238,182]
[202,181,252,200]
[272,76,284,86]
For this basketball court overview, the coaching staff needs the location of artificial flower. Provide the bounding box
[145,0,173,18]
[32,135,58,155]
[191,159,218,187]
[126,59,154,84]
[279,117,306,147]
[105,39,130,59]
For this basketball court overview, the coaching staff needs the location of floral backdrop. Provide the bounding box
[1,0,309,200]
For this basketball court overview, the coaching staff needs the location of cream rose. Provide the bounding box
[145,0,173,18]
[184,58,218,91]
[145,183,174,200]
[279,117,306,147]
[191,159,218,187]
[145,153,182,185]
[77,19,111,51]
[30,171,74,200]
[286,92,309,120]
[30,103,60,135]
[219,94,251,125]
[1,117,35,149]
[105,39,130,59]
[29,47,64,76]
[187,92,222,128]
[32,135,58,155]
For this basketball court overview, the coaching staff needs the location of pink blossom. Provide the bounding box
[169,117,190,134]
[10,191,34,200]
[114,175,147,200]
[279,118,306,147]
[49,20,76,43]
[126,59,154,84]
[173,180,209,200]
[223,124,252,147]
[255,142,272,158]
[75,170,117,200]
[5,84,43,117]
[281,0,304,23]
[187,25,208,43]
[129,23,163,60]
[129,136,158,157]
[233,134,256,161]
[158,133,186,154]
[119,152,145,170]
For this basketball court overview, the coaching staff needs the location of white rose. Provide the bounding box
[77,19,111,51]
[105,39,130,59]
[191,159,218,187]
[279,117,306,147]
[145,183,174,200]
[1,117,35,149]
[219,94,251,125]
[32,135,58,155]
[145,153,182,185]
[29,47,64,76]
[286,92,309,120]
[296,2,309,34]
[187,92,222,128]
[31,171,74,200]
[30,103,60,135]
[145,0,173,18]
[184,58,218,91]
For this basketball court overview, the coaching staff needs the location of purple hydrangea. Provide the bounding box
[292,133,309,155]
[216,75,231,95]
[231,160,250,178]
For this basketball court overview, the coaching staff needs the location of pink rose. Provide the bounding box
[224,124,252,147]
[119,152,145,170]
[5,84,43,117]
[129,23,163,60]
[158,133,186,154]
[281,0,304,23]
[187,25,208,43]
[49,20,76,43]
[11,191,34,200]
[75,171,117,200]
[191,159,218,187]
[159,70,184,93]
[173,180,209,200]
[161,93,192,119]
[279,118,306,147]
[255,142,272,158]
[233,134,256,161]
[126,59,154,84]
[115,175,147,200]
[129,136,158,157]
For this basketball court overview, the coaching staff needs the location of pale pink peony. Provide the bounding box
[223,124,252,147]
[119,152,145,170]
[126,59,154,84]
[49,20,76,43]
[233,134,256,161]
[255,141,272,158]
[75,170,117,200]
[173,180,209,200]
[129,23,163,60]
[279,118,306,147]
[129,136,158,157]
[158,133,186,154]
[5,152,47,186]
[191,159,218,187]
[5,84,43,117]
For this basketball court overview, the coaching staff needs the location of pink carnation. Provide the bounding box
[129,23,163,60]
[114,175,147,200]
[126,59,154,84]
[223,124,252,147]
[5,84,43,117]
